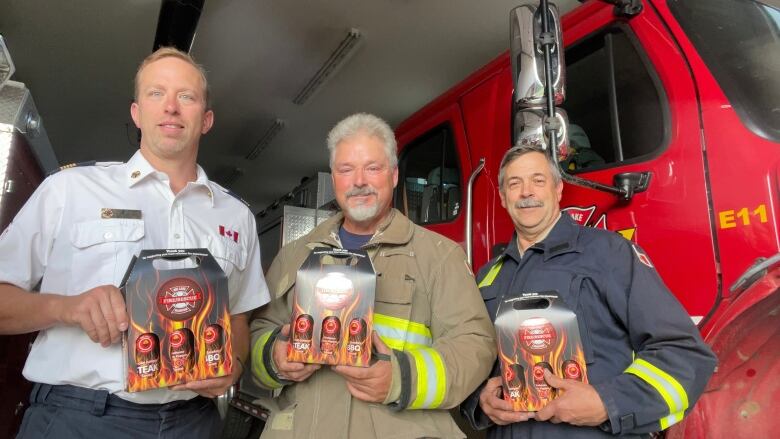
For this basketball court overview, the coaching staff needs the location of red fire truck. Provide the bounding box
[393,0,779,436]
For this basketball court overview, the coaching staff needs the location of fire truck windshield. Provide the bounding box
[669,0,780,142]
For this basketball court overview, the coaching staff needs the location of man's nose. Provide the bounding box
[353,167,366,186]
[520,182,534,198]
[164,95,180,114]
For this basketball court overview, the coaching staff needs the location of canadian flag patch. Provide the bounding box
[219,225,239,243]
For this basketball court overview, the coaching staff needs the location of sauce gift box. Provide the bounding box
[494,291,588,411]
[288,247,376,367]
[121,249,233,392]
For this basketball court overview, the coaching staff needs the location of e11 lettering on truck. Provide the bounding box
[394,0,780,436]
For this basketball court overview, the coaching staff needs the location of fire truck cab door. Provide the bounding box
[557,2,717,319]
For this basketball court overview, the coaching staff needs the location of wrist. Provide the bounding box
[233,354,246,384]
[46,294,68,326]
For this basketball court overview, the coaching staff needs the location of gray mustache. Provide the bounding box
[515,198,543,208]
[346,187,377,197]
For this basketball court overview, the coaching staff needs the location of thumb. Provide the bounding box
[543,369,569,389]
[280,323,290,338]
[372,331,391,354]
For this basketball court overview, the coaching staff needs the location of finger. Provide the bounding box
[286,364,320,382]
[280,324,290,337]
[497,410,535,424]
[97,290,120,344]
[345,381,379,403]
[485,376,504,389]
[371,332,391,355]
[88,304,111,347]
[78,308,99,343]
[108,287,129,332]
[278,360,306,373]
[331,364,368,379]
[544,369,568,390]
[535,401,557,422]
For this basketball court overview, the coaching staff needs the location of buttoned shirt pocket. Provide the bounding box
[69,219,145,292]
[205,237,247,279]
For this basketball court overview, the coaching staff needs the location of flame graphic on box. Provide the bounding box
[288,293,373,367]
[497,324,587,411]
[126,266,233,392]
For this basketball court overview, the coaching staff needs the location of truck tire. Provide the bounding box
[220,405,261,439]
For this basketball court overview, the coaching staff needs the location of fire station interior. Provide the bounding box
[3,2,593,438]
[4,0,742,437]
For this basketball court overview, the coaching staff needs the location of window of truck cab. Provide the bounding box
[668,0,780,142]
[394,123,462,225]
[560,24,669,172]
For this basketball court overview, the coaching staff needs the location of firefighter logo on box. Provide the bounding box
[519,317,557,355]
[315,272,354,310]
[156,277,204,321]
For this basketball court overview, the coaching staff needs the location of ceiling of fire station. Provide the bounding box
[0,0,578,213]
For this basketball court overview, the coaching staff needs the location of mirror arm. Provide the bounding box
[539,0,631,200]
[599,0,644,17]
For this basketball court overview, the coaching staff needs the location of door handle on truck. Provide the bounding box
[465,158,486,266]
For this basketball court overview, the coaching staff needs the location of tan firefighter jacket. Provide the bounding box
[250,209,496,439]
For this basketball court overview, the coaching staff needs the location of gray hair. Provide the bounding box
[327,113,398,168]
[498,144,562,189]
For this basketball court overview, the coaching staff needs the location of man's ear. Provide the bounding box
[499,187,507,209]
[201,110,215,134]
[392,165,399,189]
[130,102,140,128]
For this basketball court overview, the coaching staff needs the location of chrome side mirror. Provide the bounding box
[510,3,565,107]
[514,107,570,155]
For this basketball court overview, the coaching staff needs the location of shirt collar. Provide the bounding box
[125,150,215,206]
[504,212,581,262]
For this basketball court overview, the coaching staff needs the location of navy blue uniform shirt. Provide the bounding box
[461,214,716,438]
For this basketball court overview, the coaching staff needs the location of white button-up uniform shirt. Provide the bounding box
[0,151,269,404]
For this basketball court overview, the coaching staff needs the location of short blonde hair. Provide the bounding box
[134,47,211,109]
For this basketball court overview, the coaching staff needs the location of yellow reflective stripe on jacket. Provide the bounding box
[374,313,433,351]
[252,330,283,389]
[477,259,504,288]
[407,347,446,409]
[625,358,689,429]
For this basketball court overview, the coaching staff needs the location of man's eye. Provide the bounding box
[533,178,545,185]
[149,90,163,97]
[179,94,195,101]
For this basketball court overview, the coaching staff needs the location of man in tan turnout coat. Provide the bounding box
[250,113,495,438]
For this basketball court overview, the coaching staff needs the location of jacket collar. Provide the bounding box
[305,208,414,248]
[503,213,582,262]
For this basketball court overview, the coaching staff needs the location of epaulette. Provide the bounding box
[212,182,250,208]
[48,160,123,176]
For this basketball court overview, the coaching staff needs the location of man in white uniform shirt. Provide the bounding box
[0,47,269,438]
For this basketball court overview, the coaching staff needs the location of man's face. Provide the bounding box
[130,57,213,161]
[331,133,398,229]
[499,151,563,237]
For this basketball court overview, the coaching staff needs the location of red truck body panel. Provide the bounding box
[396,0,780,436]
